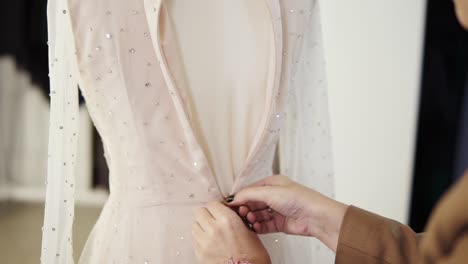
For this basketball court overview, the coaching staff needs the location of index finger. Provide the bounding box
[227,185,280,207]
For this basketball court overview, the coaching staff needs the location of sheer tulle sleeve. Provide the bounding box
[41,0,80,263]
[279,1,335,260]
[280,1,334,199]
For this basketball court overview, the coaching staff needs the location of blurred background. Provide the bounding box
[0,0,467,263]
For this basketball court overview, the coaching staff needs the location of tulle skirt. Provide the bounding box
[78,197,334,263]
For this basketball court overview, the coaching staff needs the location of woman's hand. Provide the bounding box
[227,175,348,252]
[192,201,271,264]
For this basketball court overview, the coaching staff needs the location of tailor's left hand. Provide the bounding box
[192,201,271,264]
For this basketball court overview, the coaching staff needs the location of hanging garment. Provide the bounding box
[0,0,49,97]
[92,127,109,189]
[410,0,468,232]
[455,74,468,180]
[41,0,334,263]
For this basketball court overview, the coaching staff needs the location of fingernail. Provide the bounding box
[225,194,235,203]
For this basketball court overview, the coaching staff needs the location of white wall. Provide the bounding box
[321,1,427,223]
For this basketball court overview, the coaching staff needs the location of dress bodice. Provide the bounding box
[72,0,280,202]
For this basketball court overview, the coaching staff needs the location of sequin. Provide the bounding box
[129,48,136,53]
[145,82,151,88]
[106,33,113,39]
[62,10,67,14]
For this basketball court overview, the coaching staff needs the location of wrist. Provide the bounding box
[304,194,348,252]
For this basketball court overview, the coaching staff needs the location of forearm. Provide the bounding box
[335,206,420,264]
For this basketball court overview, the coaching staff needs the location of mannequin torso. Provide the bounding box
[167,0,272,192]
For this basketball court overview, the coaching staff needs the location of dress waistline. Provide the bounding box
[106,188,223,208]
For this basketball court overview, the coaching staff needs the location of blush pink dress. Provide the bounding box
[41,0,335,263]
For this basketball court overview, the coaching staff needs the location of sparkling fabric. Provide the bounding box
[41,0,335,263]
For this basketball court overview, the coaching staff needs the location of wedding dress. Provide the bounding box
[41,0,335,263]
